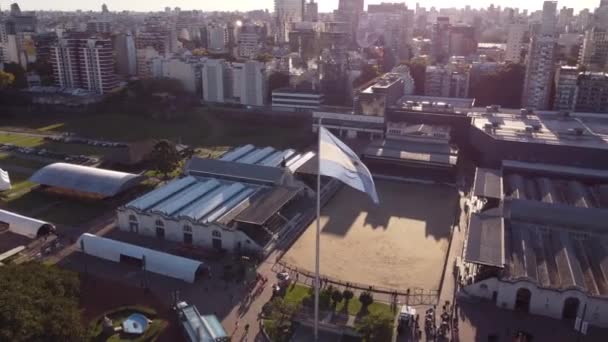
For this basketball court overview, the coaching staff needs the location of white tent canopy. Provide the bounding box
[0,209,55,238]
[0,169,10,191]
[77,233,204,283]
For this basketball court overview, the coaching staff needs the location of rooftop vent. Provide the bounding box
[520,108,534,116]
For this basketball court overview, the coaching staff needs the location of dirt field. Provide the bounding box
[283,180,459,291]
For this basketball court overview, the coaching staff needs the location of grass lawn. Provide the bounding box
[1,190,112,227]
[1,109,313,150]
[0,152,51,170]
[0,172,36,201]
[89,306,167,342]
[0,132,113,157]
[283,284,393,317]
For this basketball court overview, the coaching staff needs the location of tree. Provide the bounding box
[354,64,381,88]
[0,263,84,341]
[359,291,374,310]
[256,53,273,63]
[355,311,394,342]
[0,70,15,89]
[402,58,428,95]
[469,62,525,108]
[264,298,300,342]
[149,140,180,179]
[2,63,27,88]
[331,289,343,308]
[342,289,354,304]
[267,72,290,101]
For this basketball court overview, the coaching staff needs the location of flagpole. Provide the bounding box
[314,118,322,341]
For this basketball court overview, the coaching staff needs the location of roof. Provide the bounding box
[473,168,503,199]
[78,233,203,283]
[235,186,301,225]
[0,209,55,239]
[503,160,608,181]
[470,111,608,150]
[363,139,458,167]
[124,176,260,225]
[464,212,505,268]
[505,222,608,297]
[29,163,144,197]
[507,199,608,231]
[179,304,228,342]
[185,158,285,185]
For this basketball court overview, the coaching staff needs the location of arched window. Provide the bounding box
[155,219,164,227]
[183,225,192,233]
[212,230,221,238]
[129,215,137,222]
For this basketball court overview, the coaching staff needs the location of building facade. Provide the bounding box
[553,65,579,111]
[575,72,608,113]
[505,23,528,63]
[51,36,118,94]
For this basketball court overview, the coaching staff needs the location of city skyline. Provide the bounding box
[2,0,602,13]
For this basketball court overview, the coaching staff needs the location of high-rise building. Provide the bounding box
[135,18,175,78]
[51,35,118,94]
[275,0,305,43]
[575,72,608,113]
[424,65,450,97]
[304,1,318,22]
[334,0,364,45]
[505,23,528,62]
[202,59,230,102]
[238,60,267,106]
[432,17,451,63]
[553,65,579,110]
[522,1,557,110]
[207,24,226,52]
[540,1,558,35]
[238,23,265,58]
[114,33,136,77]
[87,20,111,34]
[449,24,477,57]
[579,27,608,71]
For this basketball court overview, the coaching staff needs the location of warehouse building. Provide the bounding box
[469,108,608,169]
[30,163,145,198]
[117,146,316,255]
[461,163,608,328]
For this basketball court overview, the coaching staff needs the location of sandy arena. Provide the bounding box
[283,180,459,291]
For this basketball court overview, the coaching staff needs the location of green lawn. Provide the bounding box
[1,110,313,150]
[0,153,51,170]
[0,172,36,201]
[0,132,114,157]
[283,284,393,317]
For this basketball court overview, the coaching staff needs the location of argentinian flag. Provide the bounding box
[318,127,379,204]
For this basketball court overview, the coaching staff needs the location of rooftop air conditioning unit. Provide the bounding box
[520,108,534,116]
[525,125,534,133]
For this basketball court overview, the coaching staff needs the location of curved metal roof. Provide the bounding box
[30,163,144,197]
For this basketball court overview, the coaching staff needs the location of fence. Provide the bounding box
[274,259,440,306]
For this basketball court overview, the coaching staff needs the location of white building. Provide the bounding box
[202,59,229,103]
[51,37,118,94]
[239,60,267,106]
[207,24,226,52]
[117,146,313,255]
[152,57,199,94]
[505,23,528,63]
[272,87,323,111]
[462,166,608,329]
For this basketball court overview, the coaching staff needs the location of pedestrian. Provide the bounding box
[244,323,250,333]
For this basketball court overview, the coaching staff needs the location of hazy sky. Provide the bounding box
[4,0,601,13]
